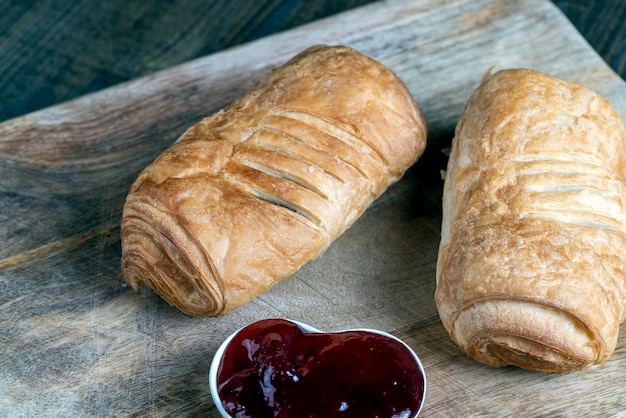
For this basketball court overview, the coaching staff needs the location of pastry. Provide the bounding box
[436,68,626,371]
[121,45,427,316]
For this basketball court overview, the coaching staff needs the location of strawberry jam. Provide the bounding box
[215,318,425,417]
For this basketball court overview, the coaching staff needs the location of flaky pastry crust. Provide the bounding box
[121,45,426,316]
[436,68,626,371]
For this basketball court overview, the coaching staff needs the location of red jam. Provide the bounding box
[216,318,425,417]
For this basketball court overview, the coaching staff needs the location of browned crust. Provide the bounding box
[121,45,427,316]
[436,68,626,371]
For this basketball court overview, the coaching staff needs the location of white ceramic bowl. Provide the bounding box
[209,319,426,417]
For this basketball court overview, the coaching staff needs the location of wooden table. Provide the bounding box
[1,0,626,416]
[0,0,624,123]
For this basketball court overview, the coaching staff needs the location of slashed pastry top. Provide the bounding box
[436,68,626,371]
[121,45,427,316]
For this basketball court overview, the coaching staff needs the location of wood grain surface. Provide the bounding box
[1,0,626,416]
[0,0,624,124]
[552,0,626,77]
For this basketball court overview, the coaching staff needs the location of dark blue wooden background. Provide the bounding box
[0,0,624,123]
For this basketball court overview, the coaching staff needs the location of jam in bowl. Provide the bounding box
[209,318,426,417]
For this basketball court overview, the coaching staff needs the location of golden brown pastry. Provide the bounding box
[436,68,626,372]
[121,45,426,316]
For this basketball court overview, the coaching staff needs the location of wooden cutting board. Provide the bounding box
[1,0,625,416]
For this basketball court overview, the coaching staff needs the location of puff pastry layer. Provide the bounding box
[121,45,426,316]
[436,68,626,371]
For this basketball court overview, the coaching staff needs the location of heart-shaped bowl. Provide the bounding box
[209,318,426,417]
